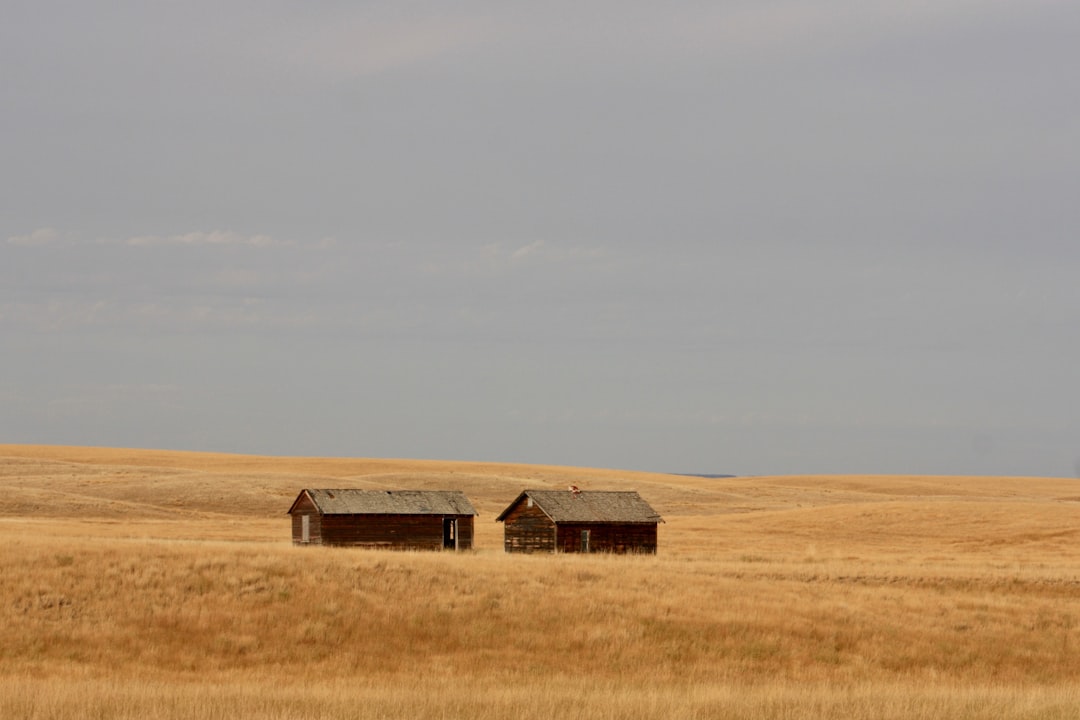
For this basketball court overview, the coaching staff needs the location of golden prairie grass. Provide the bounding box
[5,676,1080,720]
[2,445,1080,718]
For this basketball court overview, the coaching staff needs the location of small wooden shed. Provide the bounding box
[287,489,477,550]
[496,489,662,554]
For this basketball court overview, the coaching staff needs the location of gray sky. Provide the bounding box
[4,1,1079,476]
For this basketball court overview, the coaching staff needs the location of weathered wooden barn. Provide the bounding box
[496,489,662,554]
[287,489,477,550]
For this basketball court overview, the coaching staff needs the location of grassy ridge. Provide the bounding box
[2,445,1080,718]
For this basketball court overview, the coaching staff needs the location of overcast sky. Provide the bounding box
[3,1,1079,477]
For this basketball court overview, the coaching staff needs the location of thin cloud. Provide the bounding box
[1,296,332,333]
[125,231,277,247]
[6,228,284,248]
[423,240,610,276]
[7,227,62,246]
[510,240,546,262]
[0,299,112,331]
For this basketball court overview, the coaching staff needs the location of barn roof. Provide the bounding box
[288,489,477,516]
[495,490,662,524]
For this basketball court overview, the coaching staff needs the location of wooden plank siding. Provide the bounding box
[501,499,557,553]
[290,493,323,544]
[288,489,477,550]
[318,514,473,550]
[554,523,657,554]
[498,490,662,554]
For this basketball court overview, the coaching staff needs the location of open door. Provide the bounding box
[442,518,457,550]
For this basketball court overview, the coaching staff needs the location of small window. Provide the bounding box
[301,514,310,543]
[527,497,534,508]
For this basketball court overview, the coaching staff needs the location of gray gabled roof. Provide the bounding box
[495,490,662,524]
[289,489,477,516]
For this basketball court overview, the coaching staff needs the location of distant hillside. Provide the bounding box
[674,473,738,478]
[2,444,1079,561]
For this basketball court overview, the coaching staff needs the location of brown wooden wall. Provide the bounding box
[455,515,474,549]
[290,494,323,544]
[291,507,474,550]
[554,522,657,554]
[501,498,658,554]
[501,500,556,553]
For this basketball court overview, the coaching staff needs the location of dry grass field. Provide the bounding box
[2,444,1080,718]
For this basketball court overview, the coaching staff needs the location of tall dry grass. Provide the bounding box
[4,675,1080,720]
[4,531,1080,718]
[2,445,1080,718]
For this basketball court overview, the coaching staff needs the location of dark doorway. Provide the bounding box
[443,518,457,550]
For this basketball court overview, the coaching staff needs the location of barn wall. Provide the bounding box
[555,523,658,554]
[290,494,323,545]
[321,514,437,549]
[457,516,475,550]
[319,514,474,550]
[502,500,556,553]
